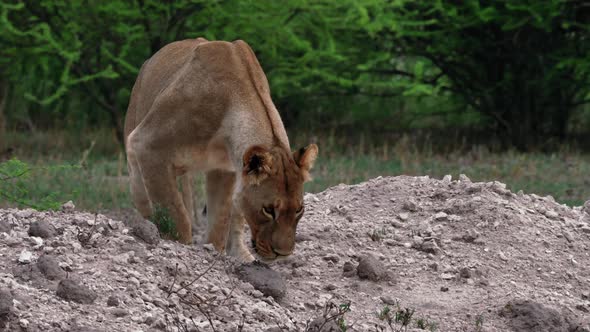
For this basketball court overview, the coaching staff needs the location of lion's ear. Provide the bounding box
[293,144,318,182]
[243,146,273,184]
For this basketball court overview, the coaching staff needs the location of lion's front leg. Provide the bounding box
[205,170,236,252]
[139,158,192,244]
[226,209,255,263]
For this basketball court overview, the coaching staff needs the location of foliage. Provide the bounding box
[151,205,179,240]
[336,0,590,149]
[1,1,589,150]
[0,158,72,210]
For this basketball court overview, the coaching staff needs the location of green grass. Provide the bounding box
[1,130,589,211]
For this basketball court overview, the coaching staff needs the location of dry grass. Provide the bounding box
[2,129,589,211]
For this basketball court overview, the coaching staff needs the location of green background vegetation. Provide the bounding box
[1,0,589,210]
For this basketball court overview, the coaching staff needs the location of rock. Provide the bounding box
[56,279,98,304]
[131,221,160,245]
[413,239,442,255]
[29,236,44,249]
[441,273,455,280]
[323,255,340,263]
[28,220,57,238]
[107,295,120,307]
[582,200,590,215]
[342,261,356,278]
[544,210,559,219]
[0,288,13,318]
[442,174,452,183]
[380,295,397,305]
[563,230,574,243]
[440,286,449,292]
[459,267,472,279]
[403,199,418,212]
[459,174,471,182]
[434,212,448,221]
[37,255,66,281]
[499,300,586,332]
[398,213,409,221]
[61,200,75,212]
[0,219,11,233]
[235,261,286,300]
[111,308,129,317]
[306,317,342,332]
[18,250,33,264]
[357,255,390,282]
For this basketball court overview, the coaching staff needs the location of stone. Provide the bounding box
[37,255,66,280]
[357,255,390,282]
[459,174,471,182]
[61,200,76,212]
[342,261,356,278]
[323,255,340,263]
[403,199,418,212]
[107,295,120,307]
[0,288,13,318]
[131,221,160,245]
[111,308,129,317]
[18,250,33,264]
[499,300,586,332]
[56,279,98,304]
[235,261,286,300]
[380,295,397,305]
[434,212,448,221]
[28,220,57,238]
[0,219,11,233]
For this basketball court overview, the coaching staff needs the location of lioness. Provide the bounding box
[124,38,318,262]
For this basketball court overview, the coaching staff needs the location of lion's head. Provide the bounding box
[235,143,318,261]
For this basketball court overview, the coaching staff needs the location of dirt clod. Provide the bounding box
[1,175,590,331]
[499,300,586,332]
[0,288,13,321]
[28,220,56,238]
[357,254,390,281]
[37,255,66,281]
[106,295,119,307]
[131,221,160,245]
[56,279,97,304]
[234,261,286,300]
[0,220,11,233]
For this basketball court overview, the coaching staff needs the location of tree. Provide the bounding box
[341,0,590,149]
[0,0,214,144]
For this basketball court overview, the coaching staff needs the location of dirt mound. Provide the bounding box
[1,175,589,331]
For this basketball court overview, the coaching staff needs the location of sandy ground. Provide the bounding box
[1,175,589,332]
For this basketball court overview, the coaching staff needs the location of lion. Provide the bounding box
[123,38,318,262]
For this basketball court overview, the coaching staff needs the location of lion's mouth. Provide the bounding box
[250,238,281,261]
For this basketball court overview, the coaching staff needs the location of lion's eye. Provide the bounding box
[262,206,275,220]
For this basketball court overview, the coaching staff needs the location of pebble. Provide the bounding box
[29,236,44,249]
[107,295,120,307]
[459,174,471,182]
[357,254,390,281]
[434,212,448,221]
[61,200,75,212]
[18,250,33,264]
[19,318,29,328]
[380,295,397,305]
[441,273,455,280]
[111,308,129,317]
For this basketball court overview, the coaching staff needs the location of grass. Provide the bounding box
[1,129,589,211]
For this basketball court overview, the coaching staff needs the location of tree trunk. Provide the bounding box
[0,80,7,149]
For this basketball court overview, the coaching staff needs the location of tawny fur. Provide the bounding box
[124,38,317,262]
